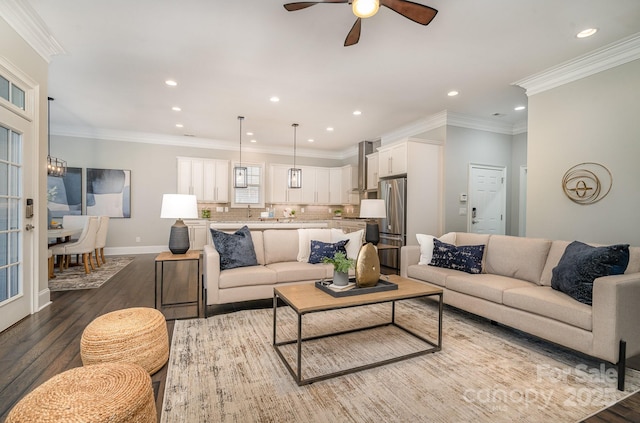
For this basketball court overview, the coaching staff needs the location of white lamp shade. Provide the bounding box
[359,199,386,218]
[160,194,198,219]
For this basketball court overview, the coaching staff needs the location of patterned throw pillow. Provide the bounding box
[210,226,258,271]
[429,238,485,274]
[308,239,349,264]
[551,241,629,305]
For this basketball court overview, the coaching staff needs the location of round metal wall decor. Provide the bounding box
[562,162,612,205]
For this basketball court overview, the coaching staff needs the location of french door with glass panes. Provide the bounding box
[0,96,34,333]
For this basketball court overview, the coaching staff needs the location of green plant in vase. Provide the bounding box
[323,251,355,287]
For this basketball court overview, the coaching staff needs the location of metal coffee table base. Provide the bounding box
[272,293,443,386]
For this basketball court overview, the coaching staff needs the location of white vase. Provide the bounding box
[333,270,349,286]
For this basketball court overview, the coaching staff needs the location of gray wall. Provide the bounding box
[527,58,640,245]
[50,135,346,250]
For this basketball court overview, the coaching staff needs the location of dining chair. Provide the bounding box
[94,216,110,267]
[61,215,90,241]
[51,216,100,274]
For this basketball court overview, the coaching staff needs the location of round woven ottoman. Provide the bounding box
[6,362,156,423]
[81,307,169,375]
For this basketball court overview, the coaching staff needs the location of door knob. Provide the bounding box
[25,224,35,231]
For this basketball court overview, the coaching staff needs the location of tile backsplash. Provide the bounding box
[197,204,360,221]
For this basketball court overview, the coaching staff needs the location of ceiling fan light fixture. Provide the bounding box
[352,0,379,18]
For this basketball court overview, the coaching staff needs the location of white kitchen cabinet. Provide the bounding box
[269,164,302,203]
[302,167,330,204]
[177,157,229,202]
[366,152,379,190]
[329,167,342,204]
[184,219,208,250]
[378,142,407,178]
[341,165,359,205]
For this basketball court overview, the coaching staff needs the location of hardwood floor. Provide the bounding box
[0,254,638,422]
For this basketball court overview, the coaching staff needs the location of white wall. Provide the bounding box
[510,132,527,235]
[527,58,640,245]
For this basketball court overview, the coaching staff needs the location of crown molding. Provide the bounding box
[0,0,66,63]
[446,111,516,135]
[51,125,348,160]
[381,111,448,144]
[513,32,640,96]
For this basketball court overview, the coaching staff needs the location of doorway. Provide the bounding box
[468,164,506,235]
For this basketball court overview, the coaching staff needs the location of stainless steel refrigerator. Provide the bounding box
[378,177,407,270]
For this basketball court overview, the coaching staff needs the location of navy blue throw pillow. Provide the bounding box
[308,239,349,264]
[210,225,258,271]
[551,241,629,305]
[429,238,485,274]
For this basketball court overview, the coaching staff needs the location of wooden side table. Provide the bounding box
[155,250,201,320]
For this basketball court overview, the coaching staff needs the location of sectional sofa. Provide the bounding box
[400,232,640,390]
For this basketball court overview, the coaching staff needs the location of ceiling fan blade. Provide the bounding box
[380,0,438,25]
[344,18,362,46]
[283,0,348,12]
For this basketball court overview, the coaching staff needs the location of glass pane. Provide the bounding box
[0,233,6,266]
[9,264,19,297]
[0,126,8,161]
[0,76,8,102]
[11,85,25,110]
[9,231,18,264]
[0,198,6,230]
[11,131,21,163]
[0,163,6,196]
[9,165,20,197]
[9,198,18,230]
[0,268,7,302]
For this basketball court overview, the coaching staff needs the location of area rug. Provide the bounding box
[161,299,640,423]
[48,256,134,291]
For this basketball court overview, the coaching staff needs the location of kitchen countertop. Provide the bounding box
[208,221,330,230]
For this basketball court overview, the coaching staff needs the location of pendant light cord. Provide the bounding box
[238,116,244,167]
[292,123,299,168]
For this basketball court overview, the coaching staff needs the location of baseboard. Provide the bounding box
[104,245,167,256]
[38,289,52,312]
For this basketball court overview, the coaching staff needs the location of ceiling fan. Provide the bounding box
[283,0,438,46]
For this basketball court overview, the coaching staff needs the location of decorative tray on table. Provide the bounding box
[315,278,398,298]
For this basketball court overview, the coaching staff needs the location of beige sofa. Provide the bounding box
[203,228,360,307]
[401,232,640,390]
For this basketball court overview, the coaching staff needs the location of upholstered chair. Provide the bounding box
[94,216,110,267]
[51,216,100,274]
[61,215,90,242]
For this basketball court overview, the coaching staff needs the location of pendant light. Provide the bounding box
[46,97,67,177]
[288,123,302,189]
[234,116,248,188]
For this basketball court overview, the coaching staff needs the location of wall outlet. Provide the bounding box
[135,237,141,243]
[216,206,224,212]
[301,207,305,213]
[224,207,229,212]
[459,208,467,216]
[328,208,332,213]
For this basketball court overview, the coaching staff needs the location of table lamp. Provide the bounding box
[359,199,386,245]
[161,194,198,254]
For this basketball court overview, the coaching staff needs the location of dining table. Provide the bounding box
[47,227,82,245]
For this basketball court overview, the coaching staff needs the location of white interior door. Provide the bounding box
[0,108,33,333]
[468,164,506,235]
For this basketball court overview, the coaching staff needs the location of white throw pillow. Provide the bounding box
[439,232,457,245]
[297,229,332,262]
[331,228,364,260]
[416,234,435,265]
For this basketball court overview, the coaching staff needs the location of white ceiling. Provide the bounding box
[27,0,640,155]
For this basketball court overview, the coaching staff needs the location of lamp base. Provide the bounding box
[365,222,380,245]
[168,219,190,254]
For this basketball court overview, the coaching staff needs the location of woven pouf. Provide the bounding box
[81,307,169,375]
[6,362,156,423]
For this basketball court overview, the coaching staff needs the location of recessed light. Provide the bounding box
[353,110,362,116]
[250,139,257,143]
[172,106,181,112]
[308,139,315,143]
[577,28,597,38]
[514,106,526,111]
[447,90,459,97]
[326,127,334,132]
[270,96,280,102]
[175,123,184,128]
[246,132,253,136]
[165,80,178,87]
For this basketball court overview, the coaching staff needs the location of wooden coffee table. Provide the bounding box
[273,274,443,385]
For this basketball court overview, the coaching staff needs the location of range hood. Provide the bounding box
[356,140,380,194]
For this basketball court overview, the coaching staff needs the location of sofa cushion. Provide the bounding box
[485,235,551,284]
[264,230,300,264]
[540,240,571,286]
[331,228,364,260]
[308,239,348,264]
[297,229,332,262]
[503,286,593,331]
[218,265,277,289]
[454,232,490,247]
[430,239,485,274]
[266,262,331,283]
[210,226,259,271]
[446,273,534,304]
[406,264,461,287]
[551,241,629,305]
